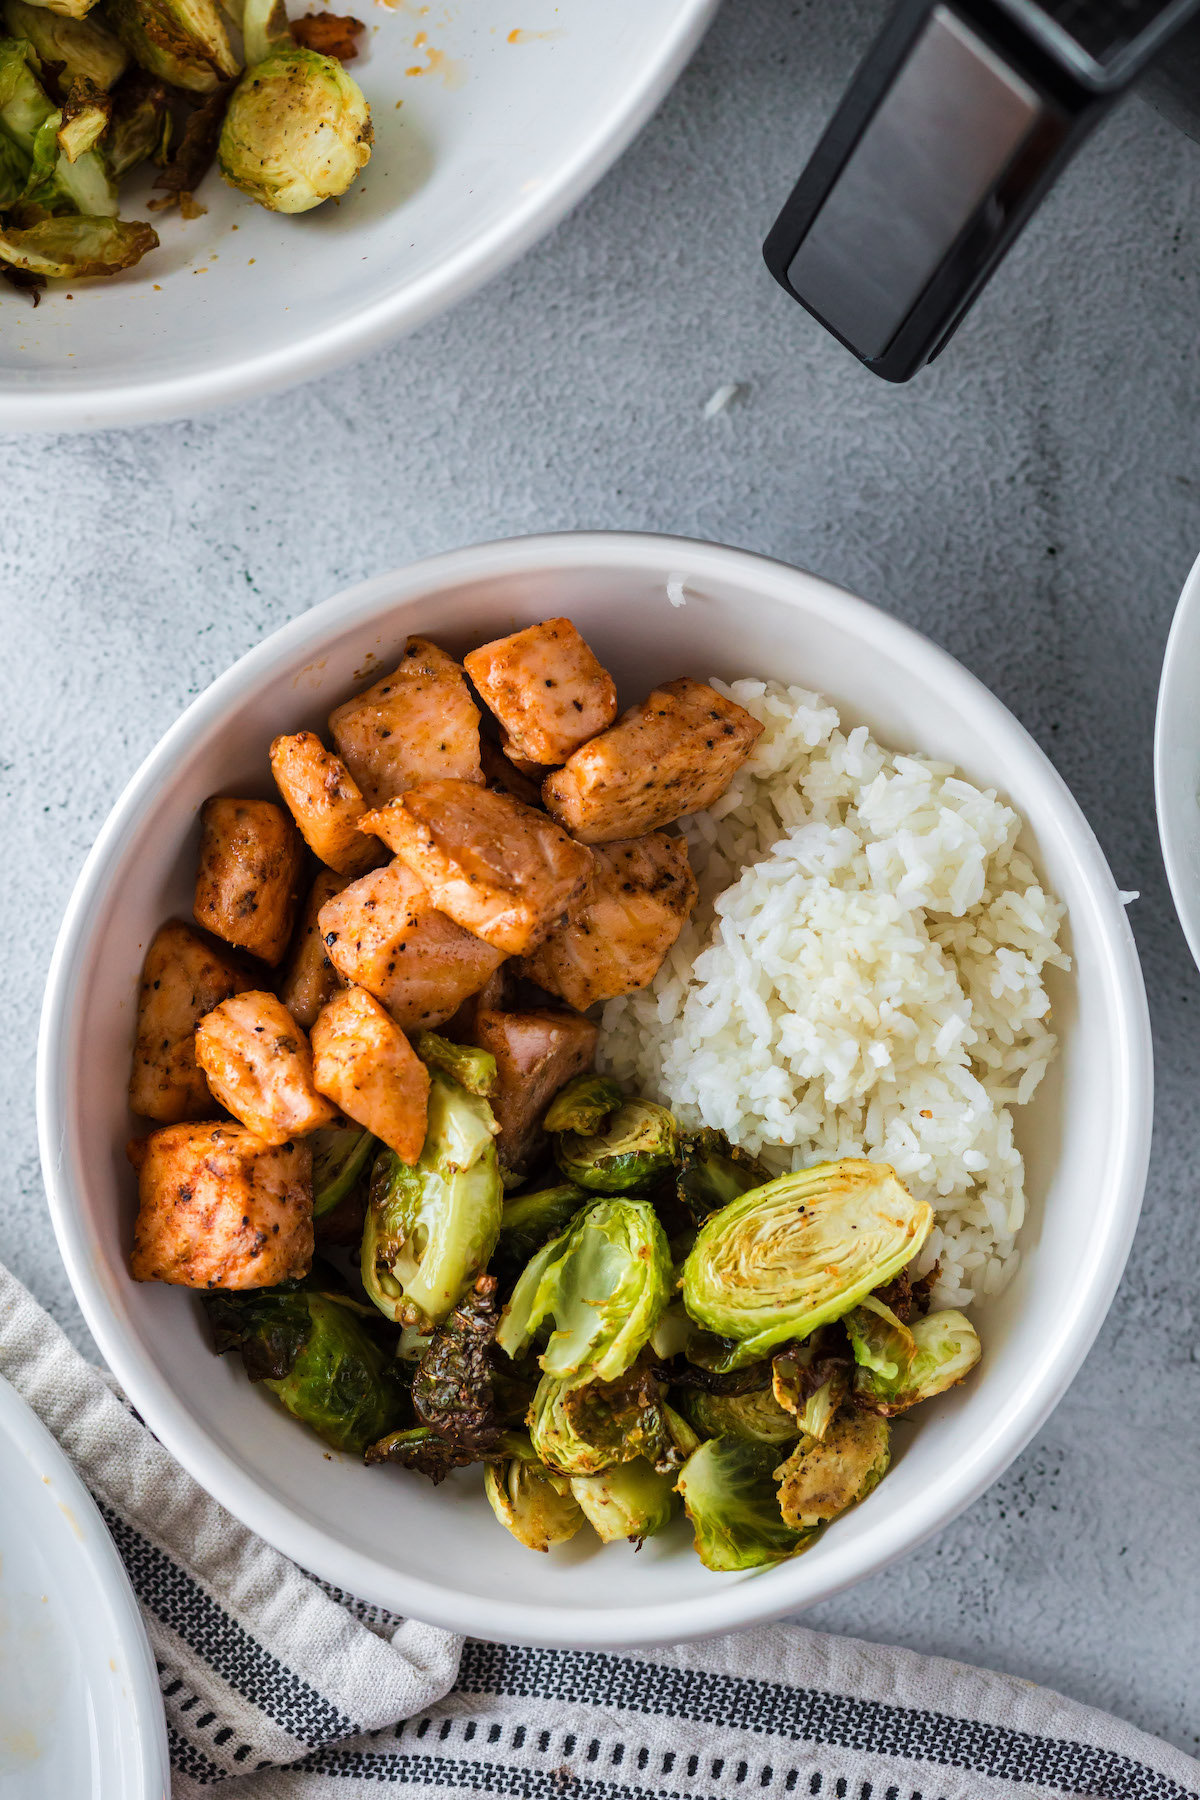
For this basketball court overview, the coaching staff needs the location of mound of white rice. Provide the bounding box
[597,679,1070,1309]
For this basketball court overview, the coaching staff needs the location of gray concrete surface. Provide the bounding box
[2,0,1198,1759]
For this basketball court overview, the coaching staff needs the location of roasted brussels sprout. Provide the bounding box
[848,1304,981,1415]
[2,0,128,89]
[0,37,118,212]
[361,1069,503,1334]
[492,1182,586,1287]
[681,1159,933,1368]
[411,1274,502,1457]
[528,1353,674,1478]
[206,1279,409,1456]
[416,1031,497,1099]
[771,1329,854,1441]
[676,1128,772,1223]
[773,1413,890,1530]
[543,1073,622,1137]
[484,1435,583,1551]
[680,1384,799,1447]
[675,1436,810,1572]
[310,1123,376,1219]
[102,0,240,92]
[104,68,170,176]
[56,77,110,160]
[365,1424,478,1484]
[495,1196,672,1385]
[554,1098,678,1194]
[218,42,370,214]
[570,1457,677,1545]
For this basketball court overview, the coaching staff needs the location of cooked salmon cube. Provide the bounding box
[471,1006,598,1173]
[195,991,336,1147]
[128,921,255,1123]
[328,638,483,808]
[278,868,349,1028]
[519,833,698,1009]
[543,677,764,843]
[128,1122,313,1289]
[464,618,618,765]
[193,797,305,966]
[361,779,593,957]
[311,987,430,1165]
[479,735,545,810]
[270,731,385,877]
[317,859,505,1031]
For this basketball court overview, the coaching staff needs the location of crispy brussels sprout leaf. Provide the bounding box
[555,1098,678,1194]
[104,68,169,176]
[206,1280,410,1456]
[680,1384,799,1447]
[663,1401,701,1461]
[361,1070,502,1333]
[219,44,370,214]
[366,1424,478,1485]
[416,1031,497,1099]
[676,1128,773,1224]
[484,1435,583,1551]
[543,1073,622,1138]
[496,1196,672,1385]
[675,1436,811,1572]
[771,1329,854,1441]
[570,1457,677,1545]
[240,0,288,65]
[681,1159,933,1369]
[853,1309,982,1415]
[57,76,109,159]
[310,1122,376,1219]
[0,211,155,273]
[0,37,117,212]
[411,1273,501,1456]
[147,74,229,209]
[492,1182,586,1287]
[844,1295,913,1381]
[2,0,128,89]
[773,1413,890,1530]
[103,0,240,91]
[529,1353,674,1478]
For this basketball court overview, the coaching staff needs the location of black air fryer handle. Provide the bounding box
[763,0,1112,382]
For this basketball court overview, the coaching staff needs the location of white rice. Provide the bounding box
[596,678,1070,1310]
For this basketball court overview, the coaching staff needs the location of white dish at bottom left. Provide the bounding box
[0,1372,168,1800]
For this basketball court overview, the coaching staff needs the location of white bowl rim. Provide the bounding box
[1155,545,1200,970]
[38,530,1154,1646]
[0,3,719,434]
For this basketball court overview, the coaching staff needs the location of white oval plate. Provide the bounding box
[0,1373,168,1800]
[1155,549,1200,967]
[0,0,718,432]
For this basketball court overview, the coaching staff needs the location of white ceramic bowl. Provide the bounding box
[1156,549,1200,968]
[0,1,717,432]
[39,532,1152,1647]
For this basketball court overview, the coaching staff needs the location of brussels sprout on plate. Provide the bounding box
[411,1273,502,1457]
[773,1413,890,1531]
[543,1073,622,1137]
[675,1435,811,1572]
[365,1424,479,1485]
[484,1434,583,1552]
[495,1195,672,1385]
[681,1158,933,1369]
[554,1097,678,1194]
[847,1303,982,1415]
[570,1457,677,1545]
[771,1328,854,1441]
[218,41,370,214]
[416,1031,497,1099]
[676,1127,773,1223]
[491,1182,586,1287]
[680,1383,799,1447]
[103,0,240,92]
[528,1352,674,1478]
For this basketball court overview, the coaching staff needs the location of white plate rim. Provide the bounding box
[0,1372,169,1799]
[1155,546,1200,969]
[37,530,1153,1646]
[0,2,719,434]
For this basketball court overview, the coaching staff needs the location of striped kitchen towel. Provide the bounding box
[2,1258,1196,1800]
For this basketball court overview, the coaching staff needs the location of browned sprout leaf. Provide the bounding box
[290,10,364,60]
[411,1273,502,1457]
[0,215,158,277]
[105,70,173,180]
[365,1425,480,1484]
[57,77,111,163]
[149,80,234,212]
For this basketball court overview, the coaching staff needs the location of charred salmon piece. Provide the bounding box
[328,637,483,807]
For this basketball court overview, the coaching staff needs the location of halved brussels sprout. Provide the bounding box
[554,1098,678,1195]
[681,1159,933,1368]
[361,1069,502,1334]
[365,1423,478,1484]
[206,1280,410,1457]
[495,1195,672,1385]
[2,0,128,88]
[773,1413,890,1530]
[411,1274,501,1456]
[416,1031,497,1099]
[771,1330,854,1441]
[528,1353,673,1478]
[680,1384,799,1447]
[676,1128,773,1223]
[850,1307,981,1415]
[310,1123,376,1219]
[492,1182,586,1288]
[219,43,370,214]
[570,1457,677,1544]
[484,1434,583,1552]
[675,1436,811,1572]
[543,1073,622,1137]
[102,0,240,92]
